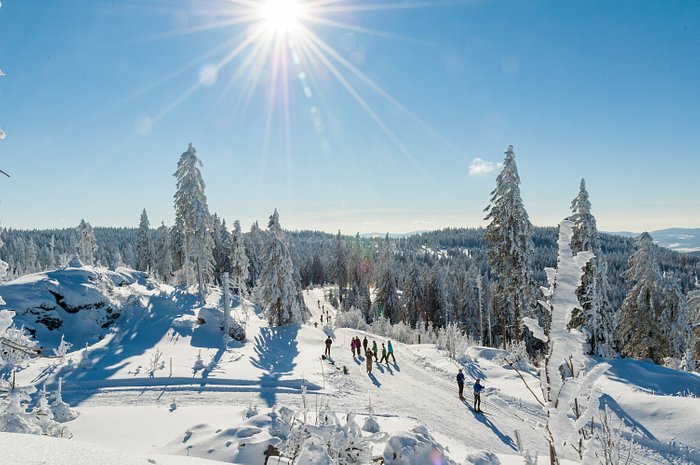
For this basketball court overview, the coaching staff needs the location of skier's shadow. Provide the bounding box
[353,356,362,366]
[467,403,516,450]
[368,372,381,387]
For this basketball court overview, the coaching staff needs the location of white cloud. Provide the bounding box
[468,157,502,176]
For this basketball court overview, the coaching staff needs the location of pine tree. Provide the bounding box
[617,233,666,363]
[76,219,98,265]
[403,261,423,327]
[246,221,265,291]
[259,210,302,326]
[483,145,537,344]
[331,231,349,298]
[154,222,173,283]
[662,274,694,370]
[135,209,154,272]
[229,220,249,297]
[212,215,232,281]
[569,179,616,358]
[173,143,215,297]
[373,235,402,323]
[687,289,700,365]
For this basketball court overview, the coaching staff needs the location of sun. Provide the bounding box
[258,0,305,36]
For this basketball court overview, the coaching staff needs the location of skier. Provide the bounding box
[320,314,324,323]
[351,337,357,357]
[379,342,388,363]
[371,340,378,362]
[456,368,465,400]
[325,336,333,357]
[473,379,484,413]
[365,348,373,373]
[387,340,396,364]
[362,336,368,353]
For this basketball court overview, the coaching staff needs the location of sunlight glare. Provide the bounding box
[258,0,305,35]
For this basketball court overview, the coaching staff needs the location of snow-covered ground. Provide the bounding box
[2,267,699,464]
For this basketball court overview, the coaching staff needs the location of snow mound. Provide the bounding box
[383,425,457,465]
[465,450,501,465]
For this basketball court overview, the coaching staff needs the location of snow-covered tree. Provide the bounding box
[519,219,609,464]
[258,210,302,326]
[616,233,666,363]
[246,221,265,291]
[373,235,402,323]
[211,215,232,281]
[76,219,98,265]
[687,288,700,366]
[229,220,249,297]
[331,231,349,297]
[569,179,616,358]
[135,209,154,273]
[173,143,215,297]
[483,145,537,344]
[154,222,173,283]
[662,274,695,371]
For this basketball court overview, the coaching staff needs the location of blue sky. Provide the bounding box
[0,0,698,234]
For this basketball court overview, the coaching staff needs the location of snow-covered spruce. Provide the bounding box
[173,143,215,298]
[258,210,303,326]
[484,145,538,344]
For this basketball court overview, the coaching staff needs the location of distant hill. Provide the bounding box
[608,228,700,253]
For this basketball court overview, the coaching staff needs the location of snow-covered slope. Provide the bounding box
[5,268,700,464]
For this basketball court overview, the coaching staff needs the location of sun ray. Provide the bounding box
[304,29,464,156]
[302,15,430,44]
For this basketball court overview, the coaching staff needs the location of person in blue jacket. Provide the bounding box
[456,368,465,400]
[473,379,484,412]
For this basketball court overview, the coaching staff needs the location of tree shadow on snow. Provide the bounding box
[599,394,657,442]
[52,288,192,405]
[251,325,300,408]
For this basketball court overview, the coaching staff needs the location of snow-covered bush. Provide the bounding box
[51,378,78,423]
[0,385,41,434]
[244,403,259,419]
[389,321,417,344]
[0,382,71,437]
[0,309,38,371]
[383,424,456,465]
[192,351,205,371]
[361,397,380,434]
[436,322,474,360]
[335,307,368,331]
[147,347,165,377]
[78,343,92,369]
[270,405,296,441]
[283,403,369,465]
[296,435,333,465]
[500,340,529,370]
[52,334,72,365]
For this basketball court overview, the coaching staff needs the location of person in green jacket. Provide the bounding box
[379,342,388,363]
[371,340,378,362]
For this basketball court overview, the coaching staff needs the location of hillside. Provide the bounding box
[1,267,698,464]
